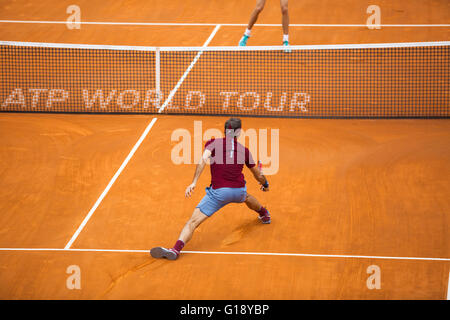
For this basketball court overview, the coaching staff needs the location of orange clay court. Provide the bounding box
[0,0,449,300]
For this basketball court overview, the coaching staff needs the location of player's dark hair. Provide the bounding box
[224,118,242,137]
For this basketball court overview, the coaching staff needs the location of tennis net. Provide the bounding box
[1,41,449,118]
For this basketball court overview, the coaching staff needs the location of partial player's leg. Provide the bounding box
[280,0,289,45]
[239,0,267,46]
[151,186,221,260]
[244,193,271,224]
[178,208,209,244]
[150,208,209,260]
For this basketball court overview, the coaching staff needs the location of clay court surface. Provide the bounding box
[0,0,449,299]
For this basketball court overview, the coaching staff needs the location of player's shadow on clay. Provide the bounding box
[220,218,264,247]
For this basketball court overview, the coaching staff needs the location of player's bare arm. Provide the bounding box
[185,149,211,198]
[249,165,269,191]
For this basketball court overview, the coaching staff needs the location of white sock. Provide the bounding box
[244,28,251,37]
[283,34,289,42]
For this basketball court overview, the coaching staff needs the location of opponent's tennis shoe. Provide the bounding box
[239,35,249,46]
[150,247,179,260]
[258,209,271,224]
[283,41,291,53]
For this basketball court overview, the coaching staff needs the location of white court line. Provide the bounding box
[0,20,449,27]
[158,24,221,113]
[63,117,158,249]
[0,247,449,262]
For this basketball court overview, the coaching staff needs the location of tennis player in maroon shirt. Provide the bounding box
[151,118,271,260]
